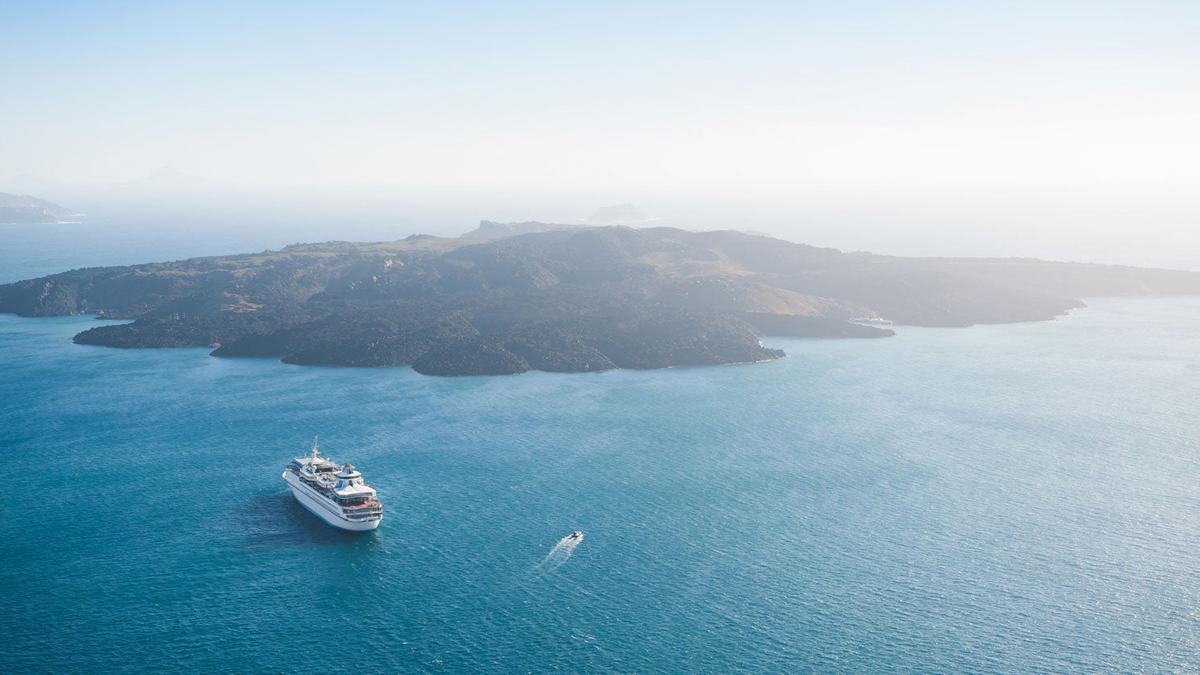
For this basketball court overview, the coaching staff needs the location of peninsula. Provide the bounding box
[0,192,76,224]
[2,226,1198,375]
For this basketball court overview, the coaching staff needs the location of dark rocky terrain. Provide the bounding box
[3,226,1199,375]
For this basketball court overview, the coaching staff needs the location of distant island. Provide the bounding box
[0,192,77,224]
[459,220,577,240]
[2,226,1198,376]
[459,203,656,238]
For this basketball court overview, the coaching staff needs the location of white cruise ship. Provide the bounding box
[282,438,383,531]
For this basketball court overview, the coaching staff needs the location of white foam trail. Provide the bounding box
[540,532,584,570]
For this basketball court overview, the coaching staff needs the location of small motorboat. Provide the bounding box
[568,530,583,540]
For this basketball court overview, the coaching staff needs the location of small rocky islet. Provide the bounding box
[2,224,1198,376]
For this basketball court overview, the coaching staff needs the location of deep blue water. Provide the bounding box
[2,229,1199,671]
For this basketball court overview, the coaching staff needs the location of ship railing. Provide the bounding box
[344,513,383,522]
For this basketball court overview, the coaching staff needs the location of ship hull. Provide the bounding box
[283,471,381,531]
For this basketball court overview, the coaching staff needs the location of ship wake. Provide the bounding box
[539,532,584,571]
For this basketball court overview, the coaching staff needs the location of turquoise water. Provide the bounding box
[2,232,1199,671]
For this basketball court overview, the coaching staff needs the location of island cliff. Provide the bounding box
[2,227,1198,375]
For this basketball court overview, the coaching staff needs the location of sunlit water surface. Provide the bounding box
[1,228,1198,671]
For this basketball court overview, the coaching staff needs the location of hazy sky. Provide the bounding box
[2,1,1198,266]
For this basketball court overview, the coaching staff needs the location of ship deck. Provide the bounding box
[289,468,382,512]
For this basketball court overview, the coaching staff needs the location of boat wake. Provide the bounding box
[539,531,584,571]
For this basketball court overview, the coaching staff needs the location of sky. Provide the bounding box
[2,1,1199,267]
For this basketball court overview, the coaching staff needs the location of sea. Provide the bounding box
[2,223,1199,672]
